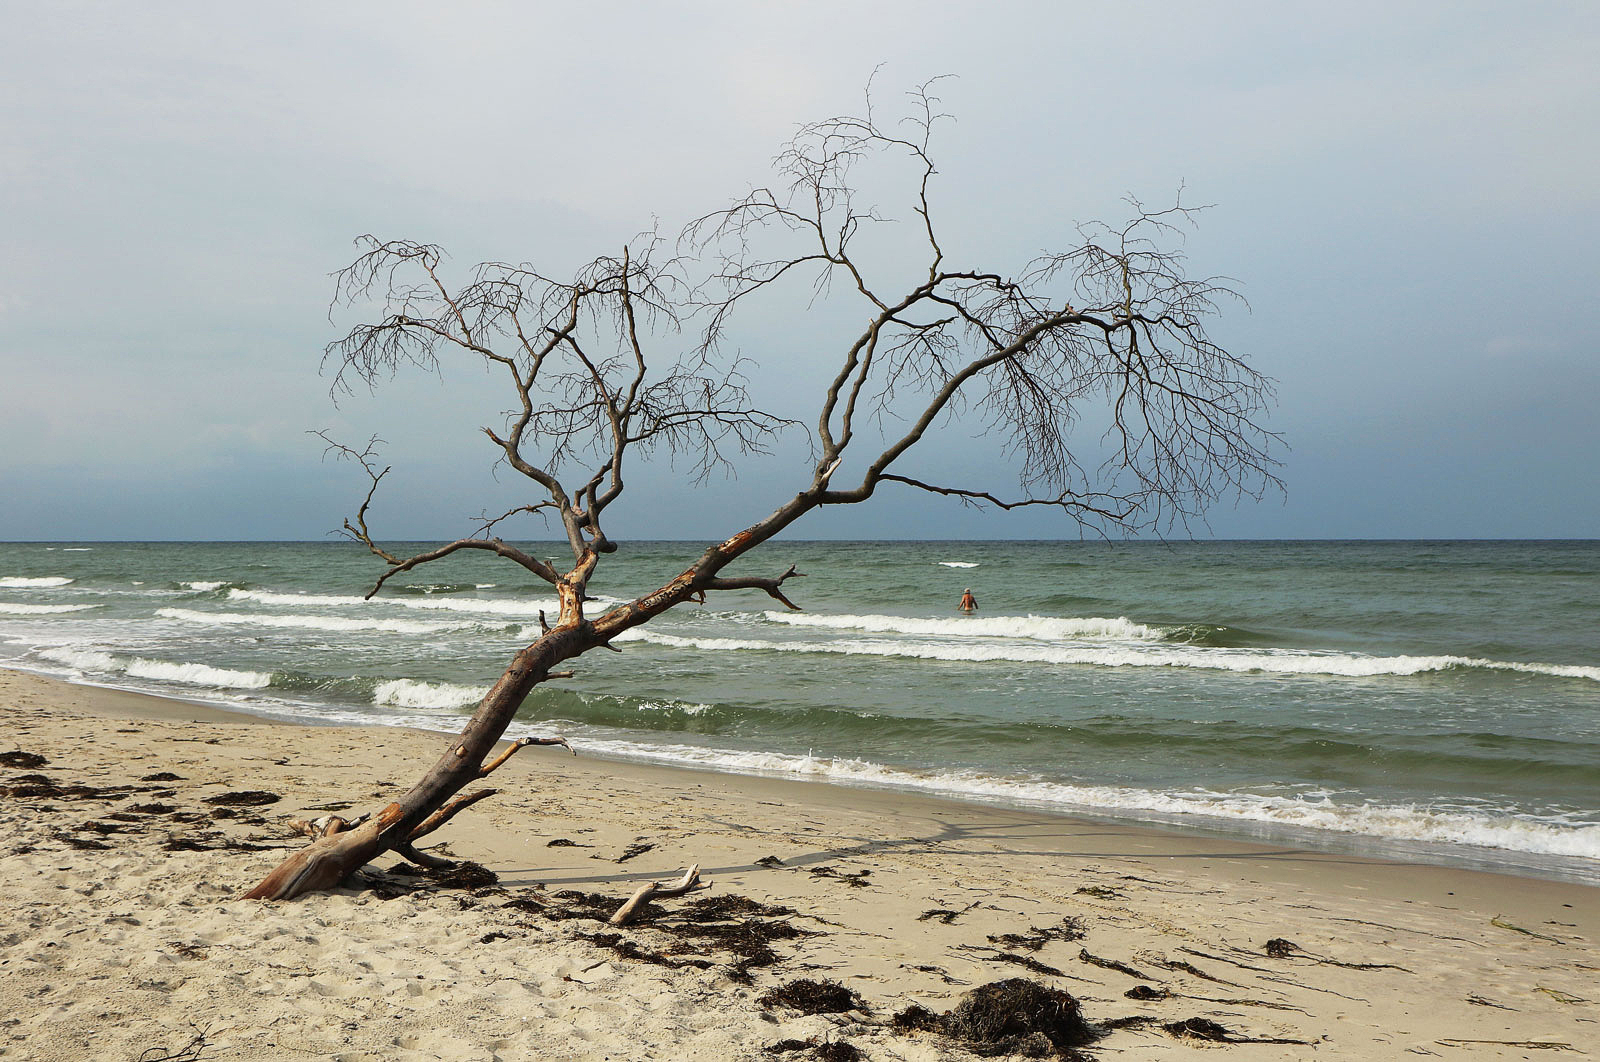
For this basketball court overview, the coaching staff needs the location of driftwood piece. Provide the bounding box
[287,813,367,839]
[609,865,707,925]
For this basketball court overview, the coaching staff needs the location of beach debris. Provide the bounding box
[1464,994,1514,1010]
[1124,985,1171,1000]
[688,894,796,919]
[573,931,714,971]
[920,901,981,924]
[0,749,47,768]
[1261,938,1408,971]
[537,888,809,980]
[904,963,970,985]
[1073,885,1123,900]
[985,951,1067,978]
[134,1022,212,1061]
[1161,1016,1311,1046]
[139,772,184,781]
[763,1037,861,1060]
[609,864,706,925]
[1078,949,1149,980]
[54,832,111,850]
[546,837,590,847]
[988,917,1086,951]
[2,780,64,799]
[202,790,280,806]
[1162,1017,1231,1041]
[1143,956,1241,987]
[615,841,655,863]
[1434,1039,1578,1052]
[758,979,864,1015]
[1535,986,1589,1005]
[430,860,498,889]
[808,864,871,888]
[1491,916,1567,944]
[893,978,1096,1058]
[755,855,785,867]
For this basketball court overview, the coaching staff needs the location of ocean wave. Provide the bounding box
[226,587,602,617]
[0,603,97,615]
[36,646,273,689]
[939,561,980,568]
[182,580,228,592]
[545,734,1600,861]
[623,630,1600,682]
[155,607,481,635]
[374,678,490,710]
[0,576,74,588]
[762,611,1161,641]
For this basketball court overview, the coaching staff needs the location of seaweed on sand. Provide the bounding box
[893,978,1097,1059]
[989,917,1087,951]
[757,979,864,1015]
[763,1038,861,1060]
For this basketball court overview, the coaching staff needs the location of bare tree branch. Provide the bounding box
[249,81,1279,901]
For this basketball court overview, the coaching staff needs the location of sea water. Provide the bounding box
[2,539,1596,883]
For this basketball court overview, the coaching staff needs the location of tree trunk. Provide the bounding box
[245,629,577,900]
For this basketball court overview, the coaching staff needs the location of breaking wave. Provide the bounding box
[763,611,1161,641]
[0,603,96,615]
[374,678,490,711]
[155,607,482,635]
[225,587,607,616]
[623,629,1600,682]
[0,576,74,588]
[36,646,273,689]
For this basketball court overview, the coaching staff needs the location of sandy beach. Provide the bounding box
[2,667,1595,1061]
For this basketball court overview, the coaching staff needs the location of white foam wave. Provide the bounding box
[374,679,489,710]
[63,548,93,551]
[552,735,1600,861]
[124,659,273,689]
[36,646,272,689]
[156,607,474,635]
[624,630,1600,683]
[183,580,226,592]
[939,561,980,568]
[227,587,581,617]
[0,576,74,588]
[764,611,1161,642]
[38,647,120,672]
[0,603,96,615]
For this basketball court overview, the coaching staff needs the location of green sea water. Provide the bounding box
[2,539,1596,882]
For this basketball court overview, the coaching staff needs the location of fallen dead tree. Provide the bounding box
[244,81,1277,900]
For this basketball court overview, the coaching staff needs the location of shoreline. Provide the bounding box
[8,661,1597,889]
[4,665,1598,1059]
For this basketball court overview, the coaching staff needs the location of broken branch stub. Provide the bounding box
[609,865,707,925]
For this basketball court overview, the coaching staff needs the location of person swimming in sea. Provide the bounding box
[958,588,978,612]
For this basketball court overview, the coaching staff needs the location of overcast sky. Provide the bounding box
[3,1,1596,541]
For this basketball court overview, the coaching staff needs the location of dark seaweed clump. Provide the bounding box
[757,979,864,1015]
[764,1038,861,1060]
[202,790,281,807]
[894,979,1097,1059]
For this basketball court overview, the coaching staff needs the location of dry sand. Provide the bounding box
[1,666,1595,1061]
